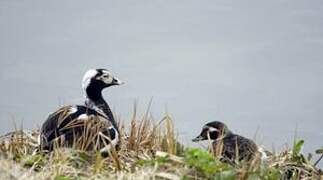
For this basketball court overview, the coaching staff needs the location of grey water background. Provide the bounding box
[1,0,323,167]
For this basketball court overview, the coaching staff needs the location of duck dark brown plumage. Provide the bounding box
[193,121,259,164]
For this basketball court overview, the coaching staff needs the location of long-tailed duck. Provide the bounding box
[193,121,259,164]
[40,69,124,156]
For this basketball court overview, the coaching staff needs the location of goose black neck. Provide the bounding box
[86,83,104,102]
[86,84,119,132]
[93,99,119,132]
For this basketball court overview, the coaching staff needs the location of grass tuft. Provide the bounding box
[0,106,322,179]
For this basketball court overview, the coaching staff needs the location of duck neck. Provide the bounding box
[85,85,119,132]
[222,130,233,139]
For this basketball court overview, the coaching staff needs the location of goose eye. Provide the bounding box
[103,74,109,78]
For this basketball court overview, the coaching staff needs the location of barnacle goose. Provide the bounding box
[40,69,124,156]
[193,121,259,164]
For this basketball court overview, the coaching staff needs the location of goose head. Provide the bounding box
[192,121,232,142]
[82,69,124,101]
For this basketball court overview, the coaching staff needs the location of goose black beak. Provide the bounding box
[192,135,204,142]
[112,77,125,85]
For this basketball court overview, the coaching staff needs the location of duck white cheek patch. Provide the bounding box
[208,127,219,132]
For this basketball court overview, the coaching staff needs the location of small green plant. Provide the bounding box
[292,139,306,163]
[184,148,236,179]
[23,153,46,171]
[247,166,281,180]
[314,146,323,167]
[67,150,91,168]
[54,175,79,180]
[316,147,323,154]
[0,106,322,180]
[136,156,168,166]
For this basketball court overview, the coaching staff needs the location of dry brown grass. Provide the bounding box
[0,105,322,180]
[0,104,186,179]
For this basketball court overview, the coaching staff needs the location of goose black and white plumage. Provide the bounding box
[192,121,259,164]
[40,69,124,155]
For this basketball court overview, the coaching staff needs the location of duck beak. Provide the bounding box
[112,77,125,85]
[192,135,204,142]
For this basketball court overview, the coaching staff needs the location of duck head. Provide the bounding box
[192,121,231,142]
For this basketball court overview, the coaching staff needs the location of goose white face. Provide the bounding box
[96,70,114,84]
[82,69,124,91]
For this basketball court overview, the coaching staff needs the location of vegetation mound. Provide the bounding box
[0,107,322,179]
